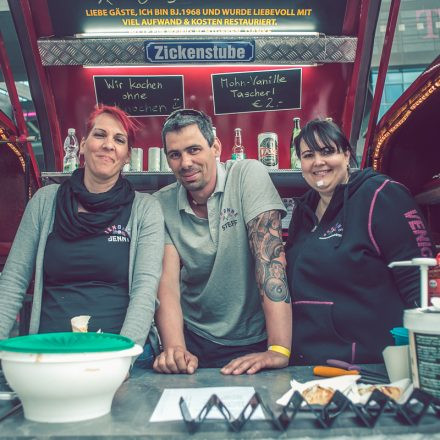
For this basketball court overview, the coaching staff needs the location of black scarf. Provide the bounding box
[54,168,135,241]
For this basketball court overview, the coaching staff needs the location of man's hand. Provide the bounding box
[153,346,199,374]
[220,350,289,375]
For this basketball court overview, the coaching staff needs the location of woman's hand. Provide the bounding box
[153,346,199,374]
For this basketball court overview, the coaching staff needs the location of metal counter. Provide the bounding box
[0,366,439,439]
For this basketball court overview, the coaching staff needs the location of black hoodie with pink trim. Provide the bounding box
[285,168,435,365]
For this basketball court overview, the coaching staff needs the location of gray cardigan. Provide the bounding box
[0,184,164,347]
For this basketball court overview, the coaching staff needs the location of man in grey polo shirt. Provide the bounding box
[153,109,292,375]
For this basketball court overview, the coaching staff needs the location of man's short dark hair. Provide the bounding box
[162,109,214,152]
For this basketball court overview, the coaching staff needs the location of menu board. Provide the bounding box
[47,0,348,36]
[212,69,301,115]
[93,75,184,117]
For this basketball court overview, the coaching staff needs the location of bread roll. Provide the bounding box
[302,385,335,405]
[358,385,401,401]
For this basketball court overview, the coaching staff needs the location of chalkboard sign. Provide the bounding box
[211,69,301,115]
[93,75,184,117]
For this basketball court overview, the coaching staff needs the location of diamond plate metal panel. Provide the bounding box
[38,36,356,66]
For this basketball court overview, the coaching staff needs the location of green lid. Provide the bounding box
[0,332,134,353]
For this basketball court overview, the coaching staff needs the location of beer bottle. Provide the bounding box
[290,118,301,169]
[232,128,246,161]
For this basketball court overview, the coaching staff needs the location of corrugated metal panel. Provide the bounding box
[38,36,357,66]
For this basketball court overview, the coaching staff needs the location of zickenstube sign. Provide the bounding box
[47,0,348,37]
[145,41,254,63]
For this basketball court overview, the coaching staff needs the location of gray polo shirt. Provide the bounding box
[155,159,286,346]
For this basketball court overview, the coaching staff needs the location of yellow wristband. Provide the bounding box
[268,345,291,358]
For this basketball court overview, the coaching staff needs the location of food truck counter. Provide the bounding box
[1,366,439,439]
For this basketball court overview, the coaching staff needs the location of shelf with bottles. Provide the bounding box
[41,171,175,192]
[41,168,307,193]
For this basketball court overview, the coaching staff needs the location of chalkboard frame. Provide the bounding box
[93,75,185,118]
[211,68,302,115]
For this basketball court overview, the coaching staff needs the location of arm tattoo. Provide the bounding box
[247,211,290,303]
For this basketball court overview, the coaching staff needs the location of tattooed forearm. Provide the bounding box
[247,211,290,303]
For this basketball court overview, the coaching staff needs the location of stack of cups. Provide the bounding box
[160,148,171,172]
[130,148,143,172]
[148,147,161,172]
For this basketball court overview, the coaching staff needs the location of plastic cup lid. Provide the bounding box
[0,332,134,353]
[390,327,408,337]
[404,308,440,333]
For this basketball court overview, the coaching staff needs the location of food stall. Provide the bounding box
[1,0,438,237]
[0,0,439,436]
[6,0,367,182]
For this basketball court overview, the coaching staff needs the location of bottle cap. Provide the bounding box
[68,128,76,135]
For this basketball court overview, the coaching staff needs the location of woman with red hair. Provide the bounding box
[0,106,164,352]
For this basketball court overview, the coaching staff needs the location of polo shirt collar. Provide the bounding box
[178,161,226,211]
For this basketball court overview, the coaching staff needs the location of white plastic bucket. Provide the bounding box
[404,308,440,399]
[0,344,142,423]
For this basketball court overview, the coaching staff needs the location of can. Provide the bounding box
[428,253,440,306]
[258,132,278,169]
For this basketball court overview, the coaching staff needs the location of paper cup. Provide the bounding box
[130,148,143,172]
[382,345,411,382]
[148,147,161,172]
[71,315,91,333]
[160,148,171,172]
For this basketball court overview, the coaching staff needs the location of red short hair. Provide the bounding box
[85,105,137,148]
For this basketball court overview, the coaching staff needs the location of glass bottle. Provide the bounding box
[231,128,246,161]
[63,128,79,173]
[290,118,301,169]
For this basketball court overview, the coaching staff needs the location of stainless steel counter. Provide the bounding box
[0,366,439,439]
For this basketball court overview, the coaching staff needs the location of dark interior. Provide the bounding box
[0,126,37,271]
[370,56,440,246]
[381,89,440,196]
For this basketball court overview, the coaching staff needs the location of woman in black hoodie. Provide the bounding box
[286,119,435,365]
